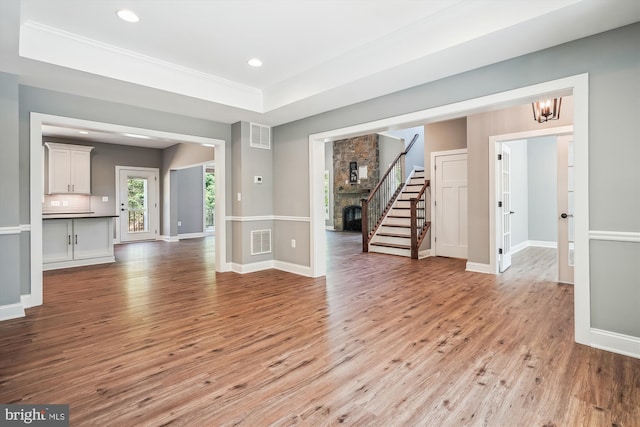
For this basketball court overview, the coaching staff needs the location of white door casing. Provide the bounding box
[117,167,159,242]
[557,134,575,284]
[433,150,468,259]
[499,144,513,272]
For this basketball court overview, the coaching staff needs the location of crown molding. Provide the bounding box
[19,20,264,112]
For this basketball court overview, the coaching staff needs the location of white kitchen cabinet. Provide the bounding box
[42,219,73,263]
[44,142,93,194]
[43,217,115,270]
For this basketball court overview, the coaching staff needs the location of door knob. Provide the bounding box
[509,211,515,215]
[560,213,573,219]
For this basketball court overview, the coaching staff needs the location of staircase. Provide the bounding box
[368,169,430,258]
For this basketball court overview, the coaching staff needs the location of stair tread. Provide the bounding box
[370,242,411,250]
[377,233,411,238]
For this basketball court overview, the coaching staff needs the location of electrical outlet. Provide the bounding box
[62,201,69,207]
[178,221,182,226]
[291,239,296,248]
[51,201,60,206]
[102,196,109,202]
[237,192,242,201]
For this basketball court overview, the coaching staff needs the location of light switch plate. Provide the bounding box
[102,196,109,202]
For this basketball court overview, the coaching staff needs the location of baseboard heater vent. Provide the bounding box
[251,229,272,255]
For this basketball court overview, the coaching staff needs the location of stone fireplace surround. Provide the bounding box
[333,134,379,231]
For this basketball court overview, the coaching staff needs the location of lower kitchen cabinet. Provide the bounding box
[43,217,115,270]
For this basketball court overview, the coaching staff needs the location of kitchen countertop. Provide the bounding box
[42,212,119,220]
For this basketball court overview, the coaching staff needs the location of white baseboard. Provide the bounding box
[528,240,557,249]
[273,260,312,277]
[231,261,274,274]
[512,240,558,254]
[465,262,492,274]
[230,260,311,276]
[178,232,205,240]
[511,240,529,254]
[20,294,39,309]
[418,249,431,259]
[590,328,640,360]
[159,235,179,243]
[0,302,25,321]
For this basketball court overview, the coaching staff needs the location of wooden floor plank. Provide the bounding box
[1,233,639,426]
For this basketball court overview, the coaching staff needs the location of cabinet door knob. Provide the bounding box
[68,235,71,245]
[75,235,78,245]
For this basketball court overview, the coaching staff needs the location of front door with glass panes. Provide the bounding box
[118,168,159,242]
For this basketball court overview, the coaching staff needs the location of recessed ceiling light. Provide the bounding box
[78,131,89,135]
[248,58,263,68]
[117,9,140,23]
[123,133,151,139]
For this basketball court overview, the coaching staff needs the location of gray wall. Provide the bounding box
[528,136,558,243]
[0,72,21,305]
[177,166,204,235]
[504,140,529,249]
[272,24,640,338]
[161,143,214,237]
[231,122,275,265]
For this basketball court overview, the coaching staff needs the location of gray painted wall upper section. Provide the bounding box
[528,136,557,243]
[0,72,19,227]
[177,166,204,235]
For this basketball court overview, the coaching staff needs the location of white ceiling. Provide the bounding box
[1,0,639,139]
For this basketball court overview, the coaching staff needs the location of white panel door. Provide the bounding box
[557,135,575,284]
[499,145,513,272]
[118,168,159,242]
[435,153,468,258]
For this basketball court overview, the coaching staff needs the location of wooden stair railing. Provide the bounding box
[361,133,420,253]
[410,180,431,259]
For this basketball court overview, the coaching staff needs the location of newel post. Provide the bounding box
[410,198,418,259]
[361,198,369,253]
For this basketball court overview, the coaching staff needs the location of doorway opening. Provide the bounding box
[490,126,574,285]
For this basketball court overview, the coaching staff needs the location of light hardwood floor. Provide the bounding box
[1,233,638,426]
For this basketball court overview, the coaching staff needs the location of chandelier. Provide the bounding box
[532,98,562,123]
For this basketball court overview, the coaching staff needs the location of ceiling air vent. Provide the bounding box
[251,229,272,255]
[250,123,271,149]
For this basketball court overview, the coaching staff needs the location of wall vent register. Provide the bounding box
[250,123,271,149]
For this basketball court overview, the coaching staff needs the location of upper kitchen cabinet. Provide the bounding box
[44,142,94,194]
